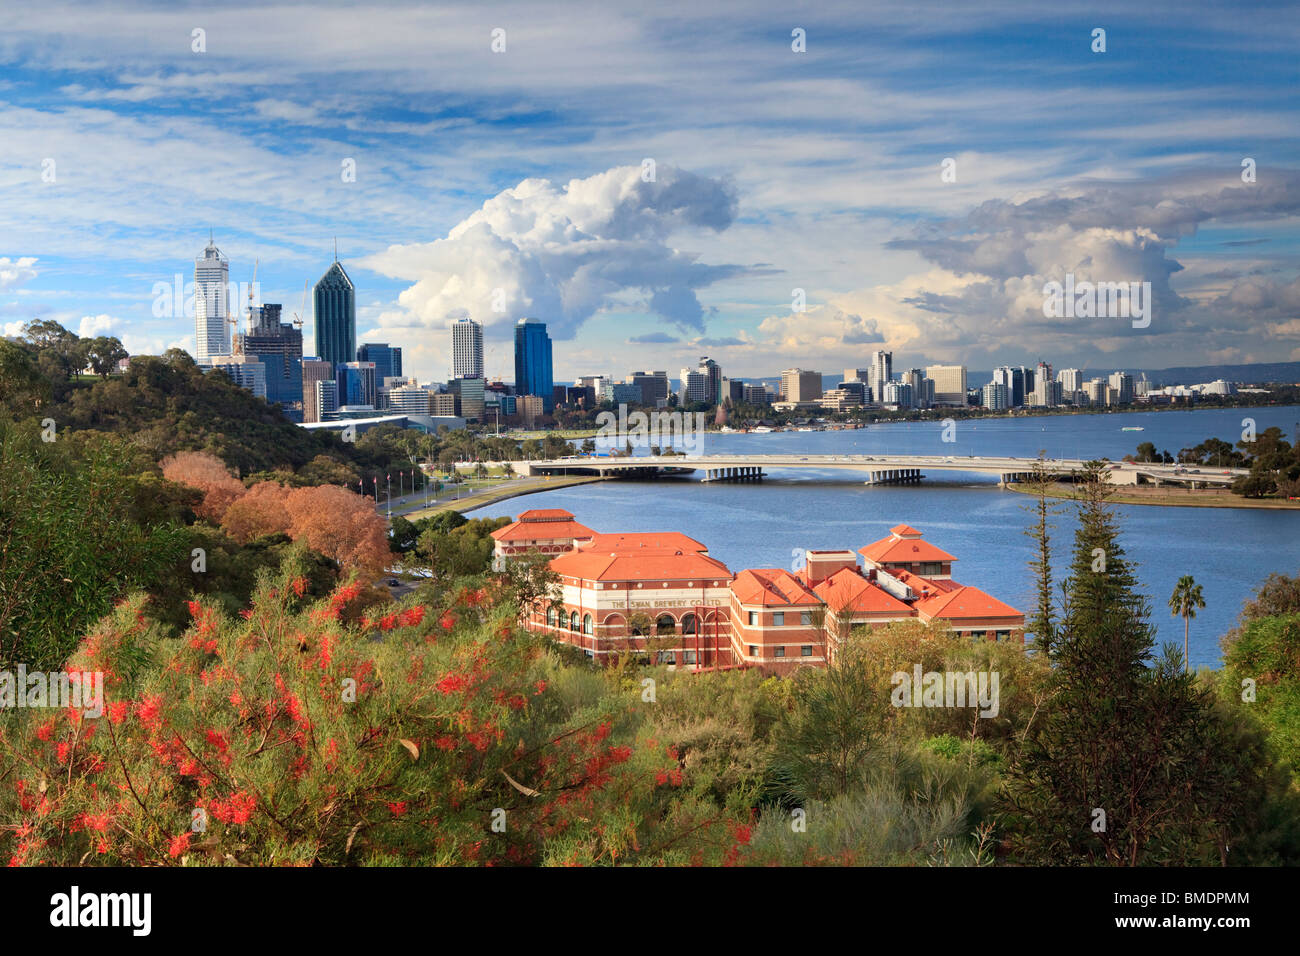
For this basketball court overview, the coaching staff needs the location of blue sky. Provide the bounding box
[2,0,1298,381]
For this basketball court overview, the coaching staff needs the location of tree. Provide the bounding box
[219,481,293,544]
[160,450,248,523]
[83,336,128,378]
[1022,452,1061,658]
[0,339,50,416]
[284,485,392,574]
[1168,575,1205,674]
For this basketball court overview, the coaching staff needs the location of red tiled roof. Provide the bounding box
[491,519,595,542]
[915,585,1022,622]
[813,567,914,615]
[859,527,956,565]
[550,547,731,582]
[731,568,822,607]
[517,509,578,521]
[892,569,959,595]
[580,531,709,555]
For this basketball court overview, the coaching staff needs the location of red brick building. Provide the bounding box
[490,509,595,559]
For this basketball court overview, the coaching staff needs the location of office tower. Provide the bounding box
[630,371,670,406]
[387,383,434,415]
[241,303,304,420]
[194,237,230,364]
[337,361,377,407]
[518,394,545,427]
[844,368,870,384]
[431,391,458,417]
[300,358,334,424]
[514,317,554,412]
[452,317,484,379]
[313,258,356,368]
[781,368,822,403]
[696,356,722,405]
[742,383,771,405]
[611,382,642,404]
[869,350,892,404]
[837,380,867,403]
[448,376,486,421]
[902,368,930,409]
[357,342,402,383]
[314,379,338,421]
[881,381,914,408]
[993,366,1027,408]
[981,382,1010,410]
[924,364,967,405]
[722,378,745,405]
[678,368,709,404]
[1108,371,1135,404]
[1056,367,1083,393]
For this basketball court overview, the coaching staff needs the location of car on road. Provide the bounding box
[388,578,400,587]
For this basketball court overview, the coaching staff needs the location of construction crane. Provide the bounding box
[291,280,308,330]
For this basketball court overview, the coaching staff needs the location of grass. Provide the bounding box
[1006,481,1300,509]
[399,474,606,518]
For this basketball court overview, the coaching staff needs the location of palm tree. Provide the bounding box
[1168,575,1206,673]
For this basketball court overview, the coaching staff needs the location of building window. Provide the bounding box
[748,611,758,626]
[546,606,556,627]
[921,562,943,576]
[971,630,986,640]
[748,645,757,658]
[583,614,593,635]
[683,650,697,664]
[801,645,813,657]
[570,611,580,631]
[656,651,676,665]
[774,647,785,658]
[773,612,784,626]
[996,630,1009,642]
[682,613,698,635]
[656,614,676,635]
[800,611,812,626]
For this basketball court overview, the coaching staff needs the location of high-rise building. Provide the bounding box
[925,365,967,405]
[447,376,486,422]
[881,381,914,408]
[844,368,870,384]
[992,366,1027,408]
[452,317,484,379]
[1108,371,1135,405]
[1056,367,1083,393]
[314,379,338,422]
[742,383,771,405]
[722,377,745,405]
[301,358,334,424]
[630,371,670,407]
[869,351,892,405]
[357,343,402,383]
[194,237,230,364]
[337,361,377,407]
[678,368,710,405]
[242,303,304,420]
[518,394,545,427]
[902,368,930,410]
[981,382,1010,410]
[209,353,267,399]
[514,317,554,412]
[697,357,722,406]
[781,368,822,404]
[313,259,356,368]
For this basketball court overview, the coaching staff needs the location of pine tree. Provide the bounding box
[1022,451,1061,658]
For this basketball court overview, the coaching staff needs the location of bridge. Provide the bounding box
[515,454,1249,488]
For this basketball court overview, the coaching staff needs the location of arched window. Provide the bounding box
[570,611,580,631]
[682,613,698,635]
[656,614,676,635]
[546,606,556,627]
[583,614,593,635]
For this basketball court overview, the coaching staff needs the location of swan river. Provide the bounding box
[467,404,1300,669]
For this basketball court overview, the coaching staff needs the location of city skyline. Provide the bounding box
[3,2,1298,383]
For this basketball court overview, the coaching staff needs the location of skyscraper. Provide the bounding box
[869,350,893,405]
[514,317,554,412]
[357,342,402,383]
[452,317,484,379]
[630,371,670,406]
[924,365,968,406]
[242,303,304,420]
[194,236,230,365]
[301,357,334,424]
[337,361,377,408]
[313,259,355,368]
[697,356,722,406]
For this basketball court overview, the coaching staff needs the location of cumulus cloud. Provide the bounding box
[0,256,38,291]
[630,331,679,344]
[361,164,746,341]
[77,314,119,337]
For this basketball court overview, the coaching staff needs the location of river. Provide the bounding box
[469,405,1300,669]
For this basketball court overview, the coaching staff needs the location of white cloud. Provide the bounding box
[76,313,119,337]
[0,256,37,291]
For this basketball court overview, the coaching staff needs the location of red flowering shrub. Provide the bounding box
[0,559,741,866]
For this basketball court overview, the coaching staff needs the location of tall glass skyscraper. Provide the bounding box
[194,237,230,365]
[357,342,402,383]
[514,317,553,412]
[243,303,304,420]
[313,259,355,368]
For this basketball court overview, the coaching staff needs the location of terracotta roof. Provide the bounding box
[915,585,1022,622]
[858,527,956,565]
[731,568,822,608]
[813,568,914,615]
[550,548,731,583]
[892,569,959,595]
[491,519,595,542]
[517,509,578,521]
[580,531,709,555]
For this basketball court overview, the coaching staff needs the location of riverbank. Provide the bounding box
[399,474,606,518]
[1006,481,1300,510]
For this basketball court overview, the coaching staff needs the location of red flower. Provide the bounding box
[435,673,468,695]
[399,606,426,627]
[438,612,456,631]
[168,832,192,858]
[387,802,408,817]
[291,577,308,597]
